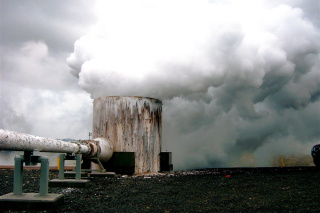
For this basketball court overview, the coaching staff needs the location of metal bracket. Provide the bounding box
[95,157,106,173]
[58,153,82,180]
[13,151,49,196]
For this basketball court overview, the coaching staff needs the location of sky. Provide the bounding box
[1,0,319,170]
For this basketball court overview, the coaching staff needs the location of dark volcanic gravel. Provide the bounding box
[0,167,319,212]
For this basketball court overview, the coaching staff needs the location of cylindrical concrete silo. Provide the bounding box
[92,96,162,174]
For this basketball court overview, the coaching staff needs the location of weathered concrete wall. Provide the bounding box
[93,96,162,174]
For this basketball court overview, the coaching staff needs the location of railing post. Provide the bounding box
[13,155,24,195]
[39,157,49,196]
[75,154,82,180]
[58,154,65,179]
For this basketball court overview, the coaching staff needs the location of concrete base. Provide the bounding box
[64,171,88,178]
[0,193,64,211]
[49,179,90,188]
[89,172,116,177]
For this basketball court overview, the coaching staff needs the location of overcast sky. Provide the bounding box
[1,0,319,170]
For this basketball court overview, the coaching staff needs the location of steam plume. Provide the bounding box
[68,0,320,169]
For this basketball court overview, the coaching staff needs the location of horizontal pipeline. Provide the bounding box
[0,129,90,154]
[0,129,113,163]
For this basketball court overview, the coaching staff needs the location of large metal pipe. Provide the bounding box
[0,129,113,163]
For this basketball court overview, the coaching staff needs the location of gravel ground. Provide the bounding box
[0,167,319,212]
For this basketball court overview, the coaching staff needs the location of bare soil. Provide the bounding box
[0,167,319,212]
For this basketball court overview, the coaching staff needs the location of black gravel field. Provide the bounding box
[0,167,319,212]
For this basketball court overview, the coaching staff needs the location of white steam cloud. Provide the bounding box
[68,0,320,169]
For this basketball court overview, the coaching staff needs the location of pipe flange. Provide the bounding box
[70,141,86,154]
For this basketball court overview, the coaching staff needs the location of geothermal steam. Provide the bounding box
[68,0,320,169]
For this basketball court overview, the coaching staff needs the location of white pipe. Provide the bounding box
[0,129,113,163]
[0,129,89,154]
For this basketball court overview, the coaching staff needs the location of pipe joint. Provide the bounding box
[92,138,113,163]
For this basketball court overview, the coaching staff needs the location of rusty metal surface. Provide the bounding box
[93,96,162,174]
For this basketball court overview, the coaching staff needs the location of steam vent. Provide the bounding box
[93,96,171,174]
